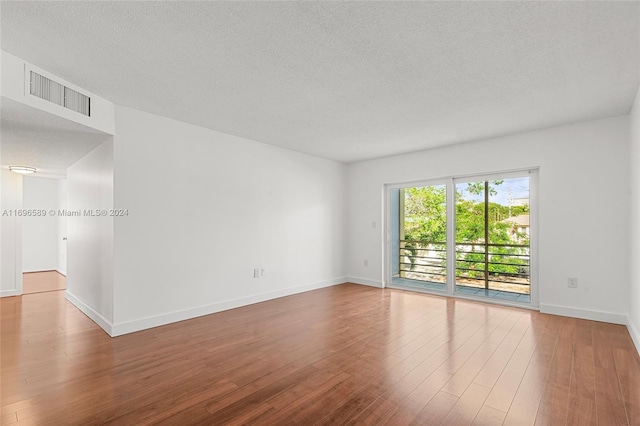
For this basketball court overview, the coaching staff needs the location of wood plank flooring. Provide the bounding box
[22,271,66,295]
[1,284,639,425]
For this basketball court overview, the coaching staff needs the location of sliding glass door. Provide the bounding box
[387,171,536,306]
[454,176,531,302]
[389,182,448,292]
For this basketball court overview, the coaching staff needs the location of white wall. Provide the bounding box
[629,86,640,353]
[57,179,68,275]
[111,106,346,335]
[0,169,23,296]
[66,140,114,330]
[22,176,59,272]
[347,115,630,324]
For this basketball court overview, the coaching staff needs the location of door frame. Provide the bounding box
[384,168,539,309]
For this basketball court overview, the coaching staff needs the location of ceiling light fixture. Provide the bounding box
[9,166,37,175]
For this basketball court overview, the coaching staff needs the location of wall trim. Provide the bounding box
[628,318,640,357]
[0,289,20,297]
[65,290,113,336]
[539,303,626,325]
[347,276,384,288]
[110,277,346,337]
[21,270,66,277]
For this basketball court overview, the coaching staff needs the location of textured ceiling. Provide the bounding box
[1,1,639,163]
[1,98,111,177]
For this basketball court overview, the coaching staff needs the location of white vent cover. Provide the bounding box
[29,71,90,117]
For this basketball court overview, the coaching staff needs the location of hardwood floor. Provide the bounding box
[1,284,639,425]
[22,271,66,295]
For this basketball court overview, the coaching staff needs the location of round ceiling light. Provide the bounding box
[9,166,37,175]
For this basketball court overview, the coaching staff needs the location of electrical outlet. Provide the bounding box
[568,277,578,288]
[253,268,260,278]
[364,259,368,267]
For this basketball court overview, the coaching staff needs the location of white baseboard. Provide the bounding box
[628,318,640,357]
[347,276,384,288]
[110,277,346,337]
[0,289,20,297]
[539,303,626,325]
[65,291,113,336]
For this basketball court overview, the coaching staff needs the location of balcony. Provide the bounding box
[394,239,530,303]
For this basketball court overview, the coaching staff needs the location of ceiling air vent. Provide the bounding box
[29,71,90,117]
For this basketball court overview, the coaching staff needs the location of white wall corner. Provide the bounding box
[347,276,384,288]
[111,277,347,337]
[628,317,640,357]
[0,290,21,298]
[65,291,113,336]
[539,303,627,325]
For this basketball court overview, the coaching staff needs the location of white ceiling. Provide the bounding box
[1,98,111,177]
[1,1,639,163]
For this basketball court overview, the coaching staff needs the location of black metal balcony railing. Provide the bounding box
[398,240,447,283]
[398,240,530,295]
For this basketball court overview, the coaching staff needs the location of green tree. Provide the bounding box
[402,181,529,284]
[402,186,446,271]
[403,186,446,243]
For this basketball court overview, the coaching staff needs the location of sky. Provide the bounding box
[457,177,530,206]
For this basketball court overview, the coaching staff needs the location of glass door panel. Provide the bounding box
[454,177,531,302]
[390,184,447,292]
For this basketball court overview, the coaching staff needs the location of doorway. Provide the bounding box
[387,170,537,306]
[21,175,68,294]
[389,182,448,292]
